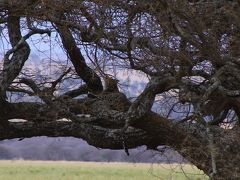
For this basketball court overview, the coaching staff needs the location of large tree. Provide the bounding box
[1,0,240,179]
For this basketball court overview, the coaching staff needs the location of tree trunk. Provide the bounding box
[1,102,240,179]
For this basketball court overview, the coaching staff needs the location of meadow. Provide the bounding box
[0,160,208,180]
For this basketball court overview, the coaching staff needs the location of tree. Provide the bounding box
[0,0,240,179]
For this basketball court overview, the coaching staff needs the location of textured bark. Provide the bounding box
[0,16,30,98]
[1,101,240,179]
[56,23,103,94]
[1,1,240,179]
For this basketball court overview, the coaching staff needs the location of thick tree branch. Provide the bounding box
[126,75,177,126]
[7,87,34,96]
[2,99,237,177]
[0,15,30,103]
[4,28,50,60]
[60,84,88,98]
[56,23,103,93]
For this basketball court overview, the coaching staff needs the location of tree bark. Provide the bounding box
[1,100,239,179]
[1,1,240,179]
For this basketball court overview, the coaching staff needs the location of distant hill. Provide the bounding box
[0,137,185,163]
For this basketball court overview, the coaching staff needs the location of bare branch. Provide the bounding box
[61,84,88,98]
[4,28,51,61]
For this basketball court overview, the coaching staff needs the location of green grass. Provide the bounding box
[0,160,208,180]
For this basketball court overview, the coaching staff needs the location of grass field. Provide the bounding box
[0,160,208,180]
